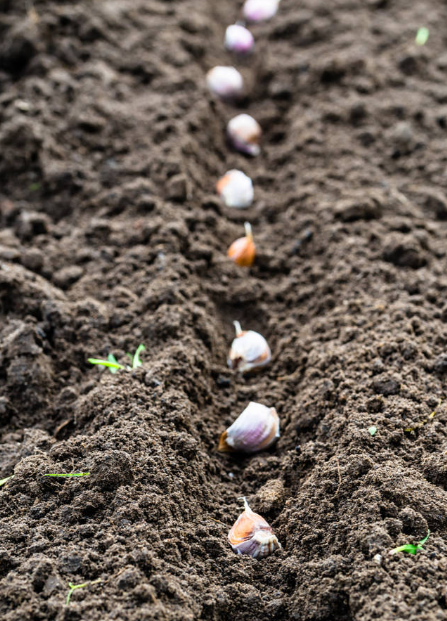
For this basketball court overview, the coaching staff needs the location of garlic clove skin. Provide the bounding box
[243,0,280,22]
[228,321,271,373]
[227,114,261,156]
[216,170,253,209]
[227,222,256,267]
[206,66,244,100]
[225,24,255,55]
[218,401,280,454]
[229,497,281,559]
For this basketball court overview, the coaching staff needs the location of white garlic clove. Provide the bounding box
[229,497,281,559]
[228,321,271,374]
[206,66,244,100]
[227,114,261,156]
[225,24,255,55]
[243,0,280,22]
[216,170,254,209]
[219,401,280,454]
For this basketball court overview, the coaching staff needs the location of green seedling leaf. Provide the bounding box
[44,473,90,478]
[29,182,41,192]
[390,529,430,555]
[0,475,14,487]
[132,344,146,369]
[368,426,377,436]
[415,27,429,46]
[89,345,146,373]
[88,358,125,371]
[66,579,102,605]
[107,353,119,374]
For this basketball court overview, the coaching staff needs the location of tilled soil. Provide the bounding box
[2,0,447,620]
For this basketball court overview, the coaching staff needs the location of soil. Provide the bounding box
[2,0,447,620]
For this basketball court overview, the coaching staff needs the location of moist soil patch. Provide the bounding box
[2,1,447,620]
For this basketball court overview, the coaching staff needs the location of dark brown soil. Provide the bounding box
[2,0,447,619]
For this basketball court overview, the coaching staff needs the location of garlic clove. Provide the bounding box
[227,114,261,156]
[243,0,280,22]
[228,320,271,373]
[229,497,281,558]
[225,24,255,55]
[227,222,256,267]
[218,401,280,454]
[216,170,254,209]
[206,66,244,100]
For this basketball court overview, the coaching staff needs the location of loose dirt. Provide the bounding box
[2,1,447,620]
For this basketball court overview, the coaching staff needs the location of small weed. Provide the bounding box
[368,426,377,436]
[66,579,102,605]
[405,401,440,433]
[44,473,90,478]
[415,27,429,46]
[0,475,14,487]
[88,345,145,373]
[126,344,145,369]
[390,530,430,555]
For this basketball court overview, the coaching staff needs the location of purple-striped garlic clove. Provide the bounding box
[218,401,280,454]
[228,321,271,374]
[206,66,244,100]
[227,114,261,156]
[243,0,280,22]
[225,24,255,55]
[216,170,254,208]
[228,497,281,559]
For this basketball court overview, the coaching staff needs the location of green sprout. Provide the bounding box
[368,426,377,436]
[66,579,102,605]
[126,344,146,369]
[44,473,90,478]
[415,27,429,46]
[390,530,430,555]
[88,345,145,373]
[0,475,14,487]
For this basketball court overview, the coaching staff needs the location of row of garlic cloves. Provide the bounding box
[223,322,278,453]
[209,5,276,263]
[225,322,280,558]
[208,0,283,560]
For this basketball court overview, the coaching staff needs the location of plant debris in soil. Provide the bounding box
[2,0,447,620]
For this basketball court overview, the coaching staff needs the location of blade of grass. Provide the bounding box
[390,544,418,555]
[44,473,90,478]
[88,358,125,370]
[107,354,119,374]
[66,579,102,605]
[415,27,429,46]
[0,475,14,487]
[417,530,430,547]
[132,344,146,368]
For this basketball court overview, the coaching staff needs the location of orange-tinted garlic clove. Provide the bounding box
[227,222,255,267]
[229,497,281,559]
[227,320,271,374]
